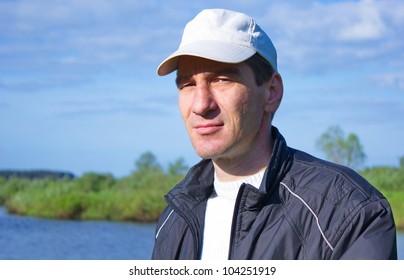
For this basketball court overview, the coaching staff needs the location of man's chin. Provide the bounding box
[191,140,231,160]
[194,149,222,160]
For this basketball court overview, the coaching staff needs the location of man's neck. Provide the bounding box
[212,129,274,182]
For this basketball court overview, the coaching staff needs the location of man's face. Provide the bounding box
[176,56,272,162]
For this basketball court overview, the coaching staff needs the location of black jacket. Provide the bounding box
[152,127,397,259]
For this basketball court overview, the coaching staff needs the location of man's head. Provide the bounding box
[158,9,283,169]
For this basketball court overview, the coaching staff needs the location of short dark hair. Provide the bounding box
[244,53,276,86]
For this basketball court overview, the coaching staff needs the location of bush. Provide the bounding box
[0,154,186,222]
[360,165,404,230]
[0,177,31,204]
[5,179,84,219]
[360,166,404,192]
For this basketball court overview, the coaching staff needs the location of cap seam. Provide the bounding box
[248,18,255,45]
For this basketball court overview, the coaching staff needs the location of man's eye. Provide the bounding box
[179,83,195,90]
[214,77,231,83]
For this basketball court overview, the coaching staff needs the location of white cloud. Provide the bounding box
[333,0,389,41]
[256,0,403,74]
[370,72,404,90]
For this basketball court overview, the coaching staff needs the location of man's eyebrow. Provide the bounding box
[175,75,191,88]
[214,67,242,77]
[175,67,242,88]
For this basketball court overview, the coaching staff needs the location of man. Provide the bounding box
[152,9,397,259]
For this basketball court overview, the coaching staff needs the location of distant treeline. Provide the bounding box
[0,170,75,180]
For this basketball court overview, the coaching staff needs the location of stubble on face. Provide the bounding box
[177,56,273,173]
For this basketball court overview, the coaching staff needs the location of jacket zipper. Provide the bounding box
[227,183,247,259]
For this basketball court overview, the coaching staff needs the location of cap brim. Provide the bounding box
[157,40,256,76]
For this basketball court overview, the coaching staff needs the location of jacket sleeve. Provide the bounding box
[332,199,397,260]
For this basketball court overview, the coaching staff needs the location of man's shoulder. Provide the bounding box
[278,148,396,258]
[282,148,385,206]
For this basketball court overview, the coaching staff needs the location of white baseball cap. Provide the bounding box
[157,9,277,76]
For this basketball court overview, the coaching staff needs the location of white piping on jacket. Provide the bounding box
[155,209,174,239]
[280,182,334,251]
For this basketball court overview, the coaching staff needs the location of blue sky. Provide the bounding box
[1,0,403,177]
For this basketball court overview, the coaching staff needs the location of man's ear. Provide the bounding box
[265,73,283,114]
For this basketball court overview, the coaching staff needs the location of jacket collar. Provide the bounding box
[260,126,292,195]
[165,158,214,212]
[166,126,292,210]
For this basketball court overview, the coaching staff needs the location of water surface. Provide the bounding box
[0,207,403,259]
[0,207,154,259]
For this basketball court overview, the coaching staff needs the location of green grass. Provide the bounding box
[0,159,403,229]
[382,191,404,231]
[0,168,181,223]
[360,165,404,230]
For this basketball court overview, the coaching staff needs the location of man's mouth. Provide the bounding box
[194,123,223,135]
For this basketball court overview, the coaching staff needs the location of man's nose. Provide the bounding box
[192,83,218,115]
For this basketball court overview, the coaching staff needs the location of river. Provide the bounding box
[0,207,154,259]
[0,207,403,259]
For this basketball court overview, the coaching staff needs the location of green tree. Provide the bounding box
[134,151,162,173]
[168,157,188,176]
[316,125,366,169]
[400,156,404,169]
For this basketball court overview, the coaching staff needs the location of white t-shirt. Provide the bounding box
[200,170,266,260]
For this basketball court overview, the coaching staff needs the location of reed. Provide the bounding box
[0,156,403,228]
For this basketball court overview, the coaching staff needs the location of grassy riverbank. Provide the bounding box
[0,154,403,229]
[0,171,181,222]
[360,166,404,230]
[0,153,185,223]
